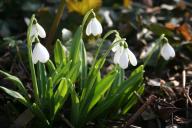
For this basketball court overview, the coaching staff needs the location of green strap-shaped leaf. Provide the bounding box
[37,62,47,100]
[52,61,72,85]
[0,86,29,107]
[70,83,80,126]
[88,65,144,120]
[107,67,124,96]
[30,103,50,126]
[0,70,29,99]
[69,26,83,67]
[53,78,69,116]
[45,77,54,119]
[111,65,144,110]
[66,62,81,83]
[87,70,118,112]
[46,60,56,75]
[80,58,105,105]
[122,84,145,114]
[54,39,67,67]
[79,39,87,90]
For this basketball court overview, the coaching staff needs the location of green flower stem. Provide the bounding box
[102,38,126,59]
[46,0,65,50]
[143,34,165,67]
[27,15,40,105]
[81,9,95,30]
[80,38,126,113]
[93,30,118,64]
[88,30,118,75]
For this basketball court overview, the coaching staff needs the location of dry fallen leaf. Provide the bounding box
[165,22,178,30]
[177,23,192,41]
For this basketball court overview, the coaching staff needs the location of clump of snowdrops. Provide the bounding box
[0,9,145,127]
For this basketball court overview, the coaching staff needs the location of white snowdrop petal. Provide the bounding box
[36,23,46,38]
[160,48,170,60]
[160,43,175,60]
[32,43,49,64]
[113,46,123,64]
[127,48,137,66]
[32,43,40,64]
[119,49,129,69]
[112,43,120,52]
[86,20,92,36]
[168,44,175,58]
[32,50,38,64]
[94,18,103,34]
[103,11,113,27]
[95,19,103,35]
[62,28,72,41]
[24,17,30,26]
[91,18,100,36]
[86,17,103,36]
[114,50,121,64]
[30,24,38,38]
[37,43,49,63]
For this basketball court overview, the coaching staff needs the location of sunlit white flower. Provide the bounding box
[30,22,46,39]
[86,17,103,36]
[160,43,175,60]
[32,43,49,64]
[99,9,113,27]
[24,17,30,26]
[112,34,122,52]
[62,28,72,41]
[113,44,137,69]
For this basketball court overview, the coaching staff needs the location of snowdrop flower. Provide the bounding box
[24,17,30,26]
[86,17,103,36]
[99,9,113,27]
[32,43,49,64]
[113,40,137,69]
[30,22,46,39]
[160,42,175,60]
[62,28,72,41]
[112,34,121,52]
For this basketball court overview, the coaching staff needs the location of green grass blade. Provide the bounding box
[87,70,117,112]
[122,84,145,114]
[69,82,80,126]
[88,65,144,119]
[66,62,81,83]
[0,70,29,99]
[0,86,29,106]
[46,77,54,119]
[46,60,56,75]
[79,39,87,90]
[69,26,83,67]
[80,58,105,103]
[54,39,67,67]
[52,61,72,85]
[37,62,47,100]
[53,78,69,116]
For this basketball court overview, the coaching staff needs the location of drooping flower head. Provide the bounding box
[32,42,50,64]
[86,17,103,36]
[62,28,72,41]
[112,35,137,69]
[160,37,175,60]
[30,20,46,41]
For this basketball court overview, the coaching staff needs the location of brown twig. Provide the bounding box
[124,95,157,127]
[46,0,65,51]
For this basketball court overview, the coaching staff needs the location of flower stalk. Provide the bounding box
[27,15,40,105]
